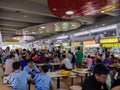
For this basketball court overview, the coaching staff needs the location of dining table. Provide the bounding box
[71,69,92,84]
[47,71,76,89]
[36,63,60,67]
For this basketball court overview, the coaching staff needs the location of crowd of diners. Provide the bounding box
[1,46,120,90]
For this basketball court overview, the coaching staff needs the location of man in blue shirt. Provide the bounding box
[23,59,40,74]
[20,56,27,70]
[8,61,30,90]
[32,65,54,90]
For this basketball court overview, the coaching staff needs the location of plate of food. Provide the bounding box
[57,70,72,75]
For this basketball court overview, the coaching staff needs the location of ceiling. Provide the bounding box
[0,0,120,42]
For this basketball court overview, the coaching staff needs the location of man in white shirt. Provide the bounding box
[61,54,73,70]
[4,54,16,75]
[3,46,11,62]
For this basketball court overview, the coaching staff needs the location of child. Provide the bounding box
[8,61,30,90]
[32,65,54,90]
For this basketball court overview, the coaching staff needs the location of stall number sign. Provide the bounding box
[100,37,118,44]
[5,39,19,42]
[102,43,120,48]
[83,40,96,45]
[71,42,80,46]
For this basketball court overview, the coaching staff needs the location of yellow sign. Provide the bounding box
[55,44,61,47]
[5,39,19,42]
[100,37,118,44]
[71,42,80,46]
[102,43,120,48]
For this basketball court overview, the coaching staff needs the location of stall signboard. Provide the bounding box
[71,42,80,46]
[102,43,120,48]
[62,43,70,46]
[83,40,96,45]
[100,37,119,44]
[55,44,61,47]
[5,39,19,42]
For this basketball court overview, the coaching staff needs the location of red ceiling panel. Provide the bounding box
[47,0,120,18]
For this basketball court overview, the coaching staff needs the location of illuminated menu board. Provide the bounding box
[55,44,61,47]
[102,43,120,48]
[83,40,96,45]
[71,42,80,46]
[100,37,119,44]
[5,39,19,42]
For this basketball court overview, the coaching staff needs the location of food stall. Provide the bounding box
[1,39,30,50]
[39,45,49,50]
[71,41,81,53]
[55,43,61,48]
[61,42,71,51]
[83,40,100,57]
[100,37,120,57]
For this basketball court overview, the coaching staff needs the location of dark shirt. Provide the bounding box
[82,75,108,90]
[96,59,103,64]
[20,60,28,70]
[56,50,61,59]
[111,78,120,89]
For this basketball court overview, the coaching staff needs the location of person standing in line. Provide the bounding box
[67,50,73,63]
[56,46,61,59]
[75,47,83,68]
[86,55,92,69]
[8,61,30,90]
[3,46,11,62]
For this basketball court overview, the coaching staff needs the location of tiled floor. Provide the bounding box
[0,64,82,90]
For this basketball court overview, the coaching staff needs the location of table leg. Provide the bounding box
[85,74,88,78]
[28,83,30,90]
[71,77,73,85]
[28,81,31,90]
[80,76,83,85]
[57,77,60,89]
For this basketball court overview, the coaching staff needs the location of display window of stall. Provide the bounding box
[71,42,81,53]
[83,40,100,57]
[100,37,120,56]
[62,43,70,50]
[55,43,61,48]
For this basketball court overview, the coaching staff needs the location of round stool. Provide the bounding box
[70,85,82,90]
[69,75,77,85]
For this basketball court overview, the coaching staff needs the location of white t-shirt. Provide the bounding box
[4,59,16,75]
[15,53,19,61]
[62,58,73,69]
